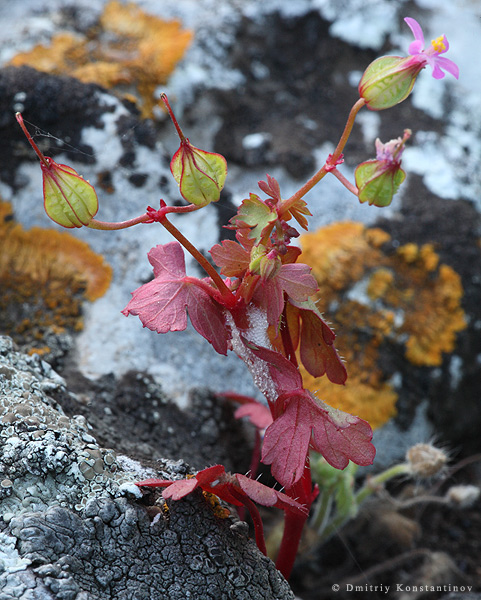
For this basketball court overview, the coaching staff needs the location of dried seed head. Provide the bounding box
[406,443,448,478]
[446,485,480,508]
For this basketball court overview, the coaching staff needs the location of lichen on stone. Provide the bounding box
[0,199,112,359]
[299,222,466,428]
[0,336,294,599]
[8,0,192,118]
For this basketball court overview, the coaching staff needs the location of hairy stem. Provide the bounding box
[276,464,313,579]
[230,489,267,556]
[330,168,359,196]
[16,112,50,168]
[161,93,186,141]
[279,98,365,216]
[88,214,150,230]
[159,216,236,307]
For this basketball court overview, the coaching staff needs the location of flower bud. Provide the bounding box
[355,130,410,207]
[259,250,281,280]
[358,55,423,111]
[248,245,281,280]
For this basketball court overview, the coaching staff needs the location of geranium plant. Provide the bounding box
[16,17,458,580]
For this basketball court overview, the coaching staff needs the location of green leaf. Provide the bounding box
[42,161,98,228]
[230,193,277,243]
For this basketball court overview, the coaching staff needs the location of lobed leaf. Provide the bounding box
[262,391,375,488]
[230,193,277,243]
[122,242,228,354]
[210,239,250,277]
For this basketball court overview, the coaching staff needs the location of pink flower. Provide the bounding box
[404,17,459,80]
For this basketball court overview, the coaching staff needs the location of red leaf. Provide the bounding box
[195,464,226,485]
[135,478,173,488]
[210,240,250,277]
[234,402,273,429]
[162,477,199,500]
[258,174,281,202]
[262,393,312,488]
[242,338,303,393]
[310,402,376,470]
[122,242,228,355]
[122,242,188,333]
[276,263,317,301]
[262,391,375,488]
[289,300,347,385]
[184,281,229,355]
[236,474,307,514]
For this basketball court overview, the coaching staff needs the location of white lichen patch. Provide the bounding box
[0,335,158,520]
[0,532,31,573]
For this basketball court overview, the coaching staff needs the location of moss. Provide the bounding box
[299,222,466,428]
[0,200,112,355]
[8,1,192,118]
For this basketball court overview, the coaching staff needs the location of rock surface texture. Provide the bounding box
[0,336,294,600]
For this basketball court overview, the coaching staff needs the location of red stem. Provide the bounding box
[279,98,365,217]
[183,276,228,305]
[160,93,186,141]
[275,462,313,579]
[330,168,359,196]
[280,301,298,367]
[88,214,150,230]
[230,489,267,556]
[15,112,50,168]
[159,215,236,307]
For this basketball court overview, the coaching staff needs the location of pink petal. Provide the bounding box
[404,17,424,46]
[435,56,459,79]
[430,62,446,79]
[408,40,424,55]
[439,34,449,54]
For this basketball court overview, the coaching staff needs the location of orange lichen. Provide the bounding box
[202,491,231,519]
[8,1,192,118]
[299,222,466,428]
[0,199,112,354]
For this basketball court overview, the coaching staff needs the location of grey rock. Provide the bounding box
[0,337,294,599]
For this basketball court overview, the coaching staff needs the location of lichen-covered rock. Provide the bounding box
[0,336,294,600]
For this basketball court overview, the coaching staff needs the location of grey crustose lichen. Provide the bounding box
[0,336,294,599]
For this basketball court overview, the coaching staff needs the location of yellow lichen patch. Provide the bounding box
[367,268,394,301]
[301,364,398,430]
[202,491,231,519]
[402,264,465,366]
[0,199,112,353]
[8,1,192,118]
[299,222,467,427]
[300,222,389,305]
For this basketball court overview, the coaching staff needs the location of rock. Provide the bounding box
[0,336,294,600]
